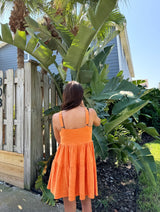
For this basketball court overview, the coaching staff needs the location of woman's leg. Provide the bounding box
[81,196,92,212]
[63,197,76,212]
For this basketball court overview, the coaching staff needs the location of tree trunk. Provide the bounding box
[17,48,24,69]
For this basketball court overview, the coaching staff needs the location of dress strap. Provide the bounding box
[59,112,65,128]
[85,107,89,126]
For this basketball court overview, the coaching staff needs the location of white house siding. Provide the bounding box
[116,35,131,80]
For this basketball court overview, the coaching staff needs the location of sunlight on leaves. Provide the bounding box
[17,205,23,210]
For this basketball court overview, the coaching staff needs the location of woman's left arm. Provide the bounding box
[52,114,61,144]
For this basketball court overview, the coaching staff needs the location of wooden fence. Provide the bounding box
[0,61,58,189]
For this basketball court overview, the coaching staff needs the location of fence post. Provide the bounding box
[24,62,43,190]
[0,71,3,150]
[51,81,57,155]
[43,74,50,159]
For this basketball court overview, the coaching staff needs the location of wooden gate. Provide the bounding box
[0,61,58,189]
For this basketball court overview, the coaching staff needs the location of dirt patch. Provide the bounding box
[76,158,139,212]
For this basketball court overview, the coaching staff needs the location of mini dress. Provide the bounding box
[47,107,98,201]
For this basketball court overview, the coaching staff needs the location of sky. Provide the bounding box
[0,1,160,88]
[119,0,160,88]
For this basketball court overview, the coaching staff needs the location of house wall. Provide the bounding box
[105,37,120,79]
[0,44,17,71]
[116,35,131,80]
[105,35,131,80]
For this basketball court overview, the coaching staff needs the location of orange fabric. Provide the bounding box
[47,108,98,201]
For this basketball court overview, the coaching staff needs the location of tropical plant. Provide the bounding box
[0,0,126,98]
[35,155,56,206]
[139,88,160,133]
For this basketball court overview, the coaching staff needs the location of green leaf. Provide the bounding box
[1,24,13,43]
[112,97,142,115]
[105,100,149,134]
[32,45,56,67]
[79,69,94,84]
[118,137,157,185]
[55,24,74,48]
[58,64,67,82]
[44,106,60,116]
[95,0,118,30]
[90,61,105,95]
[136,122,160,139]
[100,64,109,83]
[25,36,39,53]
[93,45,113,71]
[14,30,26,49]
[63,24,95,70]
[63,0,118,73]
[92,126,108,159]
[26,17,67,56]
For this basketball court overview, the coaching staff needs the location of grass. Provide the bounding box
[137,141,160,212]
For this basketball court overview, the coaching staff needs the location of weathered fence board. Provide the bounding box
[44,74,50,159]
[4,69,14,152]
[51,82,57,155]
[15,69,25,153]
[0,70,3,150]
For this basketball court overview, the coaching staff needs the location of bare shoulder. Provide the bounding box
[52,112,60,123]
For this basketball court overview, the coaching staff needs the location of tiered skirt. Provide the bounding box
[47,141,98,201]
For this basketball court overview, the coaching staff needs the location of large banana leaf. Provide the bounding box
[63,24,95,71]
[0,24,56,71]
[0,23,63,99]
[77,45,111,84]
[123,140,157,185]
[104,100,149,134]
[92,126,108,159]
[93,79,148,101]
[93,45,113,72]
[136,122,160,140]
[63,0,117,73]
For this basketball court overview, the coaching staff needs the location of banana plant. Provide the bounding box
[0,0,125,93]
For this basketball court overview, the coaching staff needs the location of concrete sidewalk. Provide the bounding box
[0,182,81,212]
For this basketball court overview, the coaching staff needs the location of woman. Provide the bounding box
[47,81,101,212]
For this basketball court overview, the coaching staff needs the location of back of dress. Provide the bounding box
[47,107,98,201]
[59,107,92,145]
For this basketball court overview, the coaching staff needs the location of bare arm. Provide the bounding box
[90,108,101,126]
[52,114,61,144]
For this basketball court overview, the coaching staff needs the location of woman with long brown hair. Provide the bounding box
[47,81,101,212]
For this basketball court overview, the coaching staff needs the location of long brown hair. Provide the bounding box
[61,81,84,110]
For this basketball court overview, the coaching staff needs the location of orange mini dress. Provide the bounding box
[47,108,98,201]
